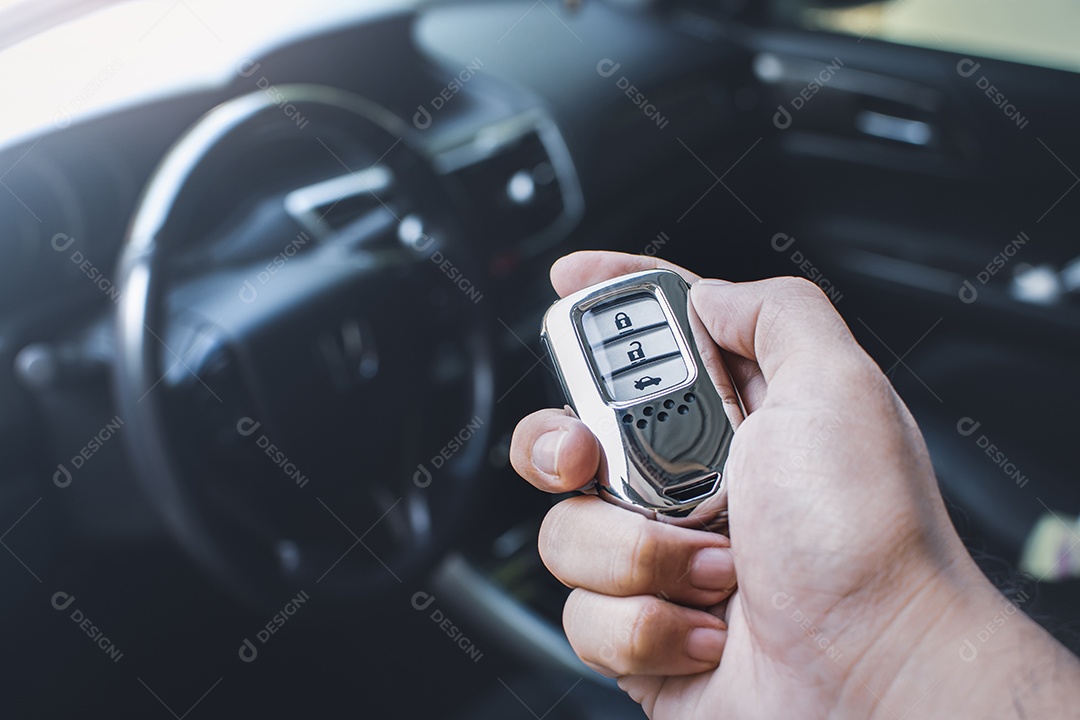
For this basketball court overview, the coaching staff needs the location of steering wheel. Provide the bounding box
[114,85,493,611]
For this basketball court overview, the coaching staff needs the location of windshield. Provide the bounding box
[772,0,1080,74]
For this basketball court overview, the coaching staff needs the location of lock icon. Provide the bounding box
[614,312,633,331]
[626,341,645,362]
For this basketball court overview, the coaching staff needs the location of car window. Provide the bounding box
[772,0,1080,74]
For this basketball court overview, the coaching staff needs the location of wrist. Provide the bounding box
[844,556,1080,719]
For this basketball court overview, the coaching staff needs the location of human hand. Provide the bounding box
[511,251,1080,718]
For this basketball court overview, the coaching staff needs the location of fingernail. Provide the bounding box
[689,547,734,591]
[533,430,566,476]
[686,627,726,663]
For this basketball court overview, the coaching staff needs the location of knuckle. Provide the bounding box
[620,597,666,673]
[561,588,587,632]
[562,591,620,672]
[615,520,660,595]
[772,275,825,300]
[767,276,836,324]
[537,502,574,583]
[851,358,885,388]
[562,591,596,663]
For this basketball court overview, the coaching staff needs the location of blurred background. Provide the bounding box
[1,0,1078,717]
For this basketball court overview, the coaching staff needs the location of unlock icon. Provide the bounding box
[614,312,632,331]
[626,341,646,362]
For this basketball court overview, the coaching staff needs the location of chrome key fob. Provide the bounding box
[541,269,735,527]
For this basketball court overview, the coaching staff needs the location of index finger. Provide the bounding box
[550,251,704,298]
[689,277,876,400]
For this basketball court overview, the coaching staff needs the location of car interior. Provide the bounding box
[2,0,1079,716]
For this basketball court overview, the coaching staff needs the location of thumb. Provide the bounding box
[689,277,870,400]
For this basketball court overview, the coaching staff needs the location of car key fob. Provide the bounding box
[541,268,735,527]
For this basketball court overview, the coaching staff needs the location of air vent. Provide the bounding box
[432,112,583,261]
[451,130,565,237]
[284,166,393,238]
